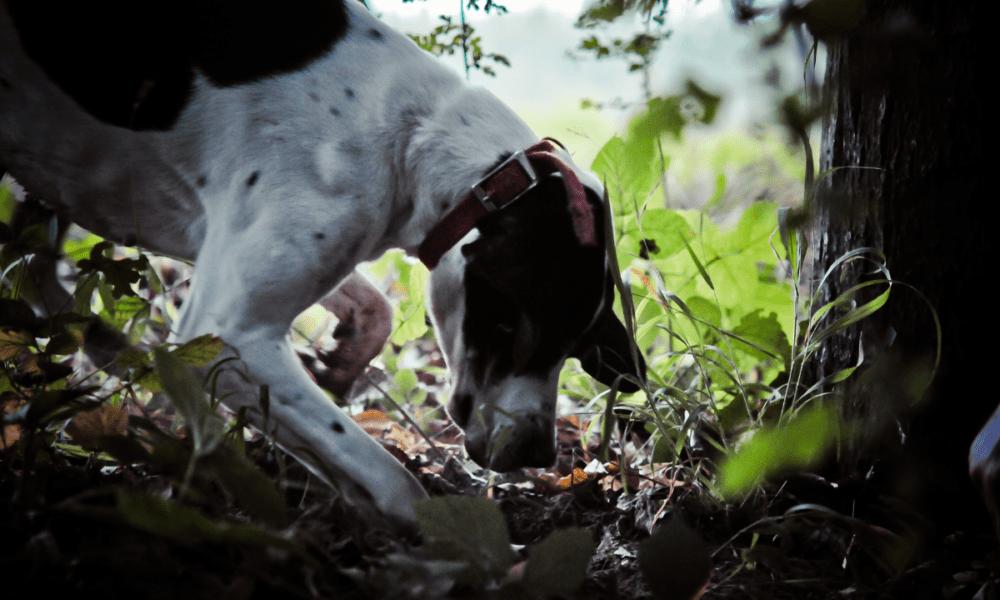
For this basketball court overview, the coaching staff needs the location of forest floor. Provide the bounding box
[3,347,998,600]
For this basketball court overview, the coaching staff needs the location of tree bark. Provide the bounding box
[809,0,989,537]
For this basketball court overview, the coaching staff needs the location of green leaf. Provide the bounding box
[118,491,301,554]
[204,445,288,528]
[638,520,711,600]
[395,369,418,395]
[45,331,79,356]
[153,346,224,457]
[108,295,148,331]
[639,209,693,259]
[576,0,626,27]
[521,528,594,596]
[628,95,686,142]
[414,496,516,582]
[115,347,150,370]
[126,302,151,346]
[684,80,722,125]
[718,404,838,499]
[591,136,661,218]
[63,233,105,264]
[392,261,429,345]
[731,310,792,364]
[73,272,100,314]
[172,334,225,367]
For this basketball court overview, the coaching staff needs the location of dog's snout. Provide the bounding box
[463,412,555,473]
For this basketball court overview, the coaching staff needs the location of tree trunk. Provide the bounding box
[809,0,989,537]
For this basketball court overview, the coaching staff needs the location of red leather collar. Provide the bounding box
[417,138,596,269]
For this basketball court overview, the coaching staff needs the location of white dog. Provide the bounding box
[0,0,644,526]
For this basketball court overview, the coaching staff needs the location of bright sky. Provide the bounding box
[367,0,821,165]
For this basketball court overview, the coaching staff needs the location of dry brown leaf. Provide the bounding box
[1,397,25,450]
[64,404,129,448]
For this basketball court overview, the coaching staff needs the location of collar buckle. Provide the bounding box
[471,150,538,212]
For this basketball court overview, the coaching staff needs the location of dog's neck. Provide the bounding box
[390,87,539,257]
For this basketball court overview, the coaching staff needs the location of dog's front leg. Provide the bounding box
[169,222,427,527]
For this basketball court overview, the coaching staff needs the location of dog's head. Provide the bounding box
[425,149,645,472]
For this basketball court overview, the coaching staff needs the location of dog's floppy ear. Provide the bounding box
[572,307,645,393]
[571,272,645,393]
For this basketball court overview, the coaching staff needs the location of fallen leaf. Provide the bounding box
[65,404,129,448]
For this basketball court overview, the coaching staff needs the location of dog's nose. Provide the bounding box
[464,413,556,472]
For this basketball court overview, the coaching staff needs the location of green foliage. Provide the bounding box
[718,403,838,498]
[576,0,668,27]
[517,527,594,597]
[118,489,300,554]
[407,15,509,77]
[414,496,593,597]
[0,202,288,547]
[569,88,926,505]
[415,496,518,583]
[153,346,225,459]
[638,520,711,600]
[574,0,670,80]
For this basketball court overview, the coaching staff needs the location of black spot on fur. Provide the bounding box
[0,78,11,89]
[314,232,325,240]
[344,87,355,99]
[366,28,383,41]
[308,91,320,102]
[247,171,260,187]
[346,239,362,258]
[338,140,363,158]
[5,0,350,130]
[329,106,340,116]
[460,115,470,126]
[331,420,345,433]
[196,175,208,187]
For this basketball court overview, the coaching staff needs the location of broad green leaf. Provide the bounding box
[118,491,300,554]
[639,520,711,600]
[718,404,838,498]
[72,272,100,314]
[204,445,288,528]
[153,346,224,457]
[63,233,105,264]
[392,260,428,345]
[731,310,791,365]
[172,334,225,367]
[591,136,661,218]
[108,295,148,331]
[639,209,694,259]
[414,496,516,582]
[628,96,685,143]
[395,369,417,395]
[521,528,593,596]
